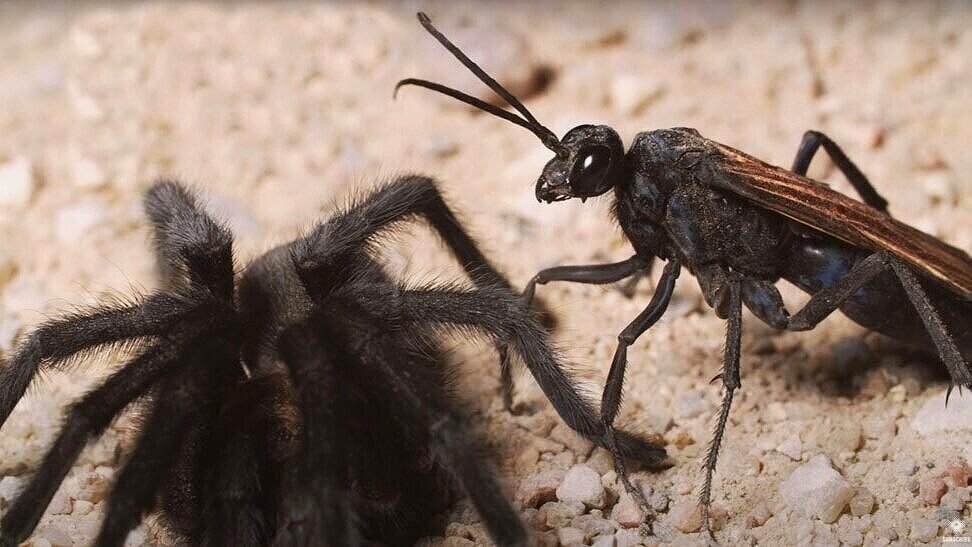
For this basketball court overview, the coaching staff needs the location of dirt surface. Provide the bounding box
[0,2,970,546]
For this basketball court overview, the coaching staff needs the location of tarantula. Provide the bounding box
[0,177,668,546]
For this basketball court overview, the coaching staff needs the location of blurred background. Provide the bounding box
[0,2,969,545]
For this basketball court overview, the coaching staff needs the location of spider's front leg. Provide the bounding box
[389,283,671,468]
[293,175,535,410]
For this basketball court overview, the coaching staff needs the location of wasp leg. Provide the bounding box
[618,268,653,299]
[598,260,679,523]
[521,255,653,308]
[700,274,742,544]
[747,251,970,392]
[887,258,971,392]
[791,130,889,213]
[498,254,652,412]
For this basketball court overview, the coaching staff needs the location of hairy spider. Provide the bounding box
[0,177,668,546]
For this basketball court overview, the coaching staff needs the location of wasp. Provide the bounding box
[396,12,972,539]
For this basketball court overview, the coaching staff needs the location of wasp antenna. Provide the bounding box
[406,12,563,153]
[395,78,543,137]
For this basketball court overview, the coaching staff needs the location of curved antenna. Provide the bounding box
[395,78,558,148]
[396,12,564,154]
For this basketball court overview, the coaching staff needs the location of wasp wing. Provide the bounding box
[705,141,972,299]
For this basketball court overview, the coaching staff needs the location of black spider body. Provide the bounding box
[0,177,667,547]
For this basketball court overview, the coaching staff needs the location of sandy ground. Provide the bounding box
[0,2,970,546]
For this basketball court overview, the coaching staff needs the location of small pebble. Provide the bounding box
[47,490,72,515]
[940,489,968,512]
[586,448,614,476]
[746,502,772,528]
[539,501,585,529]
[646,412,673,434]
[912,389,972,436]
[672,391,710,420]
[0,476,24,509]
[0,249,17,288]
[614,528,642,547]
[55,202,111,243]
[516,469,565,508]
[550,423,594,459]
[591,535,615,547]
[849,487,875,516]
[649,490,669,512]
[945,458,971,487]
[611,494,644,528]
[38,524,72,547]
[571,514,615,538]
[919,477,947,505]
[70,152,107,189]
[909,516,939,542]
[765,402,788,422]
[778,454,854,523]
[608,73,664,115]
[666,500,702,533]
[442,538,474,547]
[418,134,460,158]
[556,526,586,546]
[557,465,607,508]
[897,457,917,476]
[776,434,802,460]
[0,157,36,210]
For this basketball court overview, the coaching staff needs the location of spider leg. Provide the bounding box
[196,371,291,547]
[292,176,525,406]
[0,328,203,546]
[93,337,238,547]
[385,283,669,467]
[294,175,512,294]
[272,320,357,547]
[144,181,234,300]
[0,290,220,428]
[326,309,527,547]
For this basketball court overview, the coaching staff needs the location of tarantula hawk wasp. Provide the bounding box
[0,178,668,546]
[397,11,972,540]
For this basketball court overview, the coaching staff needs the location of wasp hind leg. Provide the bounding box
[791,130,889,213]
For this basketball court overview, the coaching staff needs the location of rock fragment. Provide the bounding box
[778,454,854,523]
[556,526,585,546]
[611,494,644,528]
[539,501,585,529]
[0,158,36,210]
[912,389,972,436]
[516,469,565,508]
[848,487,875,516]
[666,500,702,533]
[909,515,939,542]
[776,434,802,460]
[0,475,24,509]
[919,477,947,505]
[556,465,607,508]
[945,458,971,487]
[897,457,917,476]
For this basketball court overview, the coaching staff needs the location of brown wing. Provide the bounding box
[706,141,972,299]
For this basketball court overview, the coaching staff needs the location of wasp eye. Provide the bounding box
[568,145,612,197]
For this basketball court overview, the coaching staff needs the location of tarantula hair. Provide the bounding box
[0,177,668,547]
